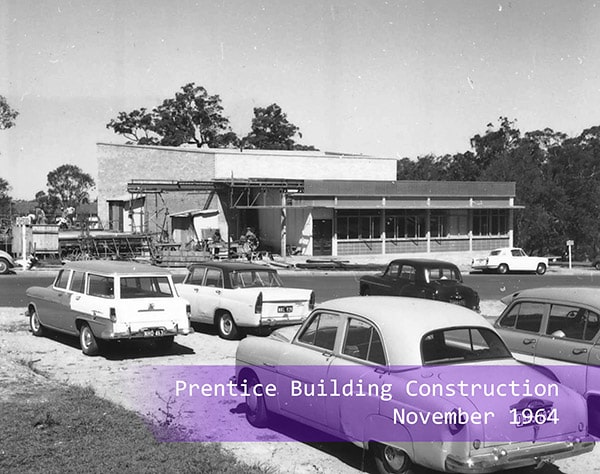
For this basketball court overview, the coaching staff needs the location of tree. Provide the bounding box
[470,117,520,169]
[243,103,317,150]
[0,95,18,130]
[0,177,12,214]
[46,165,95,209]
[107,83,239,148]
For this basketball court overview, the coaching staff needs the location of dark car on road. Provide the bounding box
[359,258,480,311]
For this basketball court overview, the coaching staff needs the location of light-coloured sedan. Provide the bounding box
[176,262,315,339]
[235,296,593,473]
[471,247,548,275]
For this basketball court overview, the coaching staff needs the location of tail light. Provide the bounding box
[109,307,117,322]
[186,304,192,320]
[309,291,315,310]
[254,292,263,314]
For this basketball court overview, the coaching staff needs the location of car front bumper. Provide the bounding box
[444,438,594,473]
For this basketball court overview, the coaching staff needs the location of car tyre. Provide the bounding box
[497,263,509,274]
[0,257,10,275]
[216,311,240,340]
[536,263,547,275]
[360,285,371,296]
[29,308,45,336]
[594,261,600,271]
[79,323,100,356]
[245,373,269,428]
[373,443,414,474]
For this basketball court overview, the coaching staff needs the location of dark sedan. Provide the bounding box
[359,258,480,311]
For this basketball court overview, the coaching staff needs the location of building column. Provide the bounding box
[381,205,386,255]
[508,207,514,247]
[280,192,287,258]
[468,209,473,252]
[426,209,431,253]
[332,210,338,257]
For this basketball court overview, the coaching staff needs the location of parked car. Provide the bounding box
[176,262,315,340]
[234,296,594,473]
[471,247,548,275]
[493,286,600,436]
[359,258,480,311]
[0,249,16,274]
[591,256,600,270]
[25,261,193,355]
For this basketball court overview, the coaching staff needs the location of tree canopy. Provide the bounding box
[243,103,317,151]
[107,85,316,150]
[0,95,18,130]
[45,164,95,209]
[396,117,600,259]
[0,177,12,214]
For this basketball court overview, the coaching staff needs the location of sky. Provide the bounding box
[1,0,600,200]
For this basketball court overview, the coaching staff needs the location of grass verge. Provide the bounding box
[0,384,273,474]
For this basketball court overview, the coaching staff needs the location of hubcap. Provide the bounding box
[82,328,92,347]
[31,313,39,331]
[383,445,407,471]
[221,315,232,334]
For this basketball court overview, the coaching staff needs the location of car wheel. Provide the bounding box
[360,285,371,296]
[536,263,547,275]
[373,443,414,474]
[245,373,269,428]
[29,308,45,336]
[216,311,239,340]
[497,263,509,274]
[155,335,175,350]
[79,323,100,356]
[0,258,9,274]
[594,262,600,271]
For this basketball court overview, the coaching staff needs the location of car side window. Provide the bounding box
[546,304,600,341]
[297,312,340,351]
[87,274,114,299]
[54,270,70,290]
[204,269,223,288]
[499,302,544,333]
[342,318,386,365]
[511,249,522,257]
[188,267,206,285]
[69,271,86,293]
[399,265,416,282]
[384,263,399,278]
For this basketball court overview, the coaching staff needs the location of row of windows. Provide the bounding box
[335,210,509,239]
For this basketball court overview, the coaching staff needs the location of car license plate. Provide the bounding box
[278,305,293,313]
[143,329,164,337]
[513,407,552,427]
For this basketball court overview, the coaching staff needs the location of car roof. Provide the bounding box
[315,296,493,365]
[387,258,458,267]
[503,287,600,309]
[188,261,277,272]
[62,260,171,276]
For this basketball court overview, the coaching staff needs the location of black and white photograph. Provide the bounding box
[2,1,600,473]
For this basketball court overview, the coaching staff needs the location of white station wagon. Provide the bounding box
[25,261,193,355]
[471,247,548,275]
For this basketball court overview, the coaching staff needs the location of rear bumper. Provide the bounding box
[259,316,305,327]
[101,324,193,339]
[445,438,594,473]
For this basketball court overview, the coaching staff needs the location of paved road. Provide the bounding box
[2,269,600,307]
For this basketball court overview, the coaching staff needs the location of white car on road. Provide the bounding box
[471,247,548,275]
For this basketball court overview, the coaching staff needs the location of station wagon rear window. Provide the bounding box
[421,327,511,365]
[88,275,114,299]
[120,276,173,298]
[230,270,283,288]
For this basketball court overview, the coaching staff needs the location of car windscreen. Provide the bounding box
[119,276,174,298]
[229,270,283,288]
[421,327,512,365]
[424,266,461,282]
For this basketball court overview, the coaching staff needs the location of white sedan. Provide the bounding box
[176,262,315,339]
[471,247,548,275]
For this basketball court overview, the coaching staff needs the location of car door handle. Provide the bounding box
[522,338,537,345]
[193,288,199,293]
[573,348,588,355]
[215,290,221,295]
[262,362,275,368]
[321,351,333,358]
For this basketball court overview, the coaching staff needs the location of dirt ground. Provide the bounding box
[1,303,599,474]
